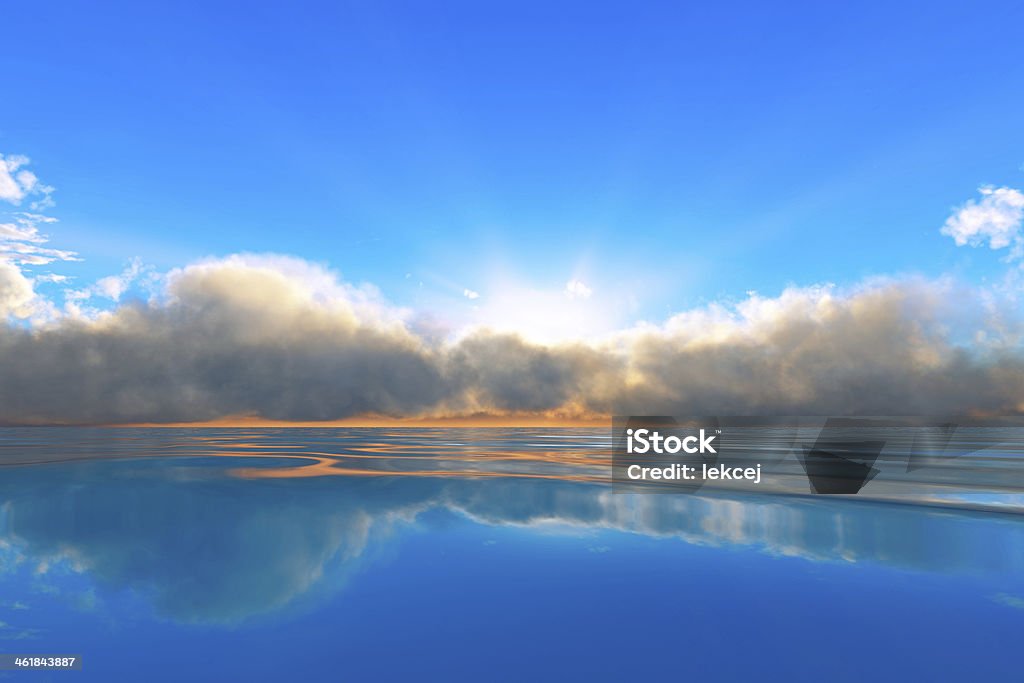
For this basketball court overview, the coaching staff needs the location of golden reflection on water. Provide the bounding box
[189,429,612,482]
[3,427,1024,513]
[220,450,610,482]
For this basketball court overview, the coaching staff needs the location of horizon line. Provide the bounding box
[0,413,612,429]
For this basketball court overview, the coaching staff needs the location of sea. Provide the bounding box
[0,427,1022,681]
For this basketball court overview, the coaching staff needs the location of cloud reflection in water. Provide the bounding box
[0,428,1022,623]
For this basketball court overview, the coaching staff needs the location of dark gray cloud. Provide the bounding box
[1,256,1023,423]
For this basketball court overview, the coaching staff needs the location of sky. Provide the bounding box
[1,0,1024,423]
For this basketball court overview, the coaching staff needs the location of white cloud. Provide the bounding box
[0,240,80,266]
[565,279,592,299]
[0,261,34,319]
[0,159,73,268]
[34,273,70,284]
[0,155,31,203]
[0,154,77,323]
[0,221,45,243]
[462,288,480,300]
[941,186,1024,257]
[0,155,53,207]
[67,258,147,303]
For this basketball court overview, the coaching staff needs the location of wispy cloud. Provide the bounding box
[0,154,80,322]
[565,279,592,299]
[0,211,77,268]
[33,273,70,284]
[0,154,54,208]
[65,257,150,304]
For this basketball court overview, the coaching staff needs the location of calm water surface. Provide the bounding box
[0,428,1022,681]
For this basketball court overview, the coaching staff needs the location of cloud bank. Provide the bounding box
[1,253,1023,424]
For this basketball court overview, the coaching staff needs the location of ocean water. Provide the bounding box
[0,427,1022,681]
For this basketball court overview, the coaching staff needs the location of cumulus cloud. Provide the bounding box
[0,255,448,423]
[1,254,1024,424]
[462,288,480,300]
[609,278,1024,416]
[941,186,1024,257]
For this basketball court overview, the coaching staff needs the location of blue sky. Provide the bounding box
[2,0,1024,339]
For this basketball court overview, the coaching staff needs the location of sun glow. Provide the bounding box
[464,279,618,344]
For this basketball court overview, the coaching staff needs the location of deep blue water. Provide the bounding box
[0,428,1022,681]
